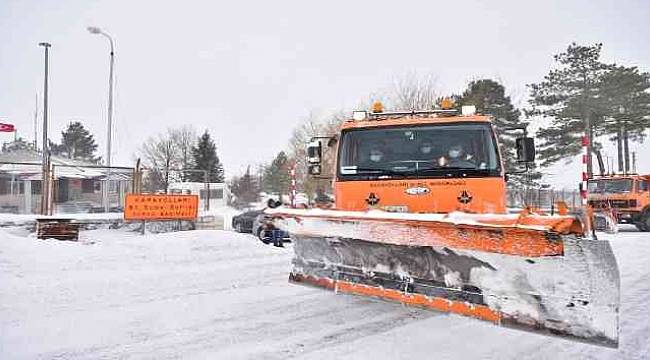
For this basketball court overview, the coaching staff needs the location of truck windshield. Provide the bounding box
[587,179,633,193]
[338,122,501,180]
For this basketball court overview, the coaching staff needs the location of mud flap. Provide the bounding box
[276,214,620,348]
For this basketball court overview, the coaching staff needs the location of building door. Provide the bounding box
[57,178,69,203]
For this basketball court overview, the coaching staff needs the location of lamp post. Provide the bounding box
[87,26,115,212]
[38,42,51,215]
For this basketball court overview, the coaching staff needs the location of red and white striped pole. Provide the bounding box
[289,164,297,208]
[581,134,594,237]
[580,135,589,205]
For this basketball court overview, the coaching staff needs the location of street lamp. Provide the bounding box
[38,42,51,215]
[87,26,115,212]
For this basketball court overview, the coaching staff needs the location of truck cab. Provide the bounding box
[588,174,650,231]
[307,103,534,215]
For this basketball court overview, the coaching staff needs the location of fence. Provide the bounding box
[506,187,582,213]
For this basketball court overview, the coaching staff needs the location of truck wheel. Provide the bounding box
[235,222,243,233]
[637,213,650,232]
[257,228,270,244]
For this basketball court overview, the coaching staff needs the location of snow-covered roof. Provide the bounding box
[0,150,131,180]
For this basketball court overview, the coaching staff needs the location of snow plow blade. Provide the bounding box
[268,209,620,348]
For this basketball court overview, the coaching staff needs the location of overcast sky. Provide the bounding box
[1,0,649,188]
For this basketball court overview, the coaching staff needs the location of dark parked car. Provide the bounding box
[232,210,263,233]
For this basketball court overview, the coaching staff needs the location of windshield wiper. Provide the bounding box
[419,166,481,172]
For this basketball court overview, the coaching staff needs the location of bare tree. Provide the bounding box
[286,111,346,201]
[169,125,197,180]
[283,72,441,202]
[139,130,181,193]
[288,113,325,201]
[388,72,439,110]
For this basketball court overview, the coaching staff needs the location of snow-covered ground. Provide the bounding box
[0,226,648,359]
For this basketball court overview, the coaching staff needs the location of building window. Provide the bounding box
[0,179,9,195]
[200,188,223,199]
[32,180,42,194]
[0,178,24,195]
[211,189,223,199]
[82,179,95,193]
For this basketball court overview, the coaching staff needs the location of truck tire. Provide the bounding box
[637,213,650,232]
[257,228,270,244]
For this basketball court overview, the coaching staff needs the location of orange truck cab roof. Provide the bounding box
[340,114,493,130]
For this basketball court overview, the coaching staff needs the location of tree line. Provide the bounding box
[0,121,226,195]
[4,42,646,208]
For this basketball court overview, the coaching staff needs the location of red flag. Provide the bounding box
[0,123,15,132]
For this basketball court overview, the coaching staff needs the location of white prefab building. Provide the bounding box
[167,182,230,211]
[0,150,131,214]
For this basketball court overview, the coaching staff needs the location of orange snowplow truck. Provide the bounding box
[268,102,620,347]
[588,174,650,231]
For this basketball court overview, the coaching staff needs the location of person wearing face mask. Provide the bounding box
[446,143,476,168]
[359,144,386,169]
[369,147,384,163]
[417,139,435,160]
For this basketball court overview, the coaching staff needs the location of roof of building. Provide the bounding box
[0,150,130,180]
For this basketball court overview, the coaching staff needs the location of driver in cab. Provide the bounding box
[440,143,476,168]
[358,144,387,170]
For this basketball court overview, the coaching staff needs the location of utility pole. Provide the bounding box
[38,42,51,215]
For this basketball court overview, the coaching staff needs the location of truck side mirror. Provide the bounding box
[516,137,535,163]
[307,141,322,163]
[307,141,322,175]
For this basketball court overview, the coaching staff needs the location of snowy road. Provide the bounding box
[1,227,649,359]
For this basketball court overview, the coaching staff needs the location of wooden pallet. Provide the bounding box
[36,219,80,241]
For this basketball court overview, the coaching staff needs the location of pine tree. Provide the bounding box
[230,166,260,207]
[191,131,224,182]
[528,43,613,175]
[600,65,650,173]
[52,121,100,163]
[263,151,291,197]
